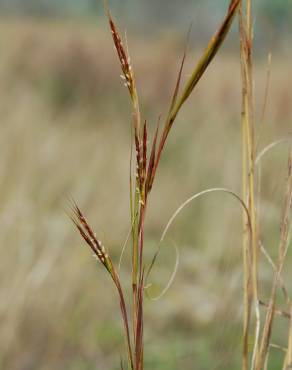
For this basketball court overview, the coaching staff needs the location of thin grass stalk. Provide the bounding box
[239,1,262,368]
[107,7,144,347]
[134,122,148,363]
[283,306,292,369]
[113,273,135,370]
[260,243,290,304]
[239,8,251,370]
[259,300,291,321]
[246,0,253,43]
[255,150,292,369]
[135,271,145,370]
[256,53,272,150]
[239,3,254,369]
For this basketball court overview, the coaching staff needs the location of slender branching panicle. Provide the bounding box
[108,12,137,103]
[71,203,112,271]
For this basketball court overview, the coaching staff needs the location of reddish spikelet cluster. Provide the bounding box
[133,119,160,201]
[134,134,143,189]
[70,200,134,370]
[141,122,147,188]
[109,16,135,98]
[70,203,111,271]
[135,121,148,198]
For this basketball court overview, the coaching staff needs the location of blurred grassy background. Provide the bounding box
[0,1,292,369]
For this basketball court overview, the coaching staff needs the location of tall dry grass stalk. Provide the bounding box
[239,0,257,368]
[240,1,292,369]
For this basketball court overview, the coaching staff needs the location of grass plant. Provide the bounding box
[70,1,292,369]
